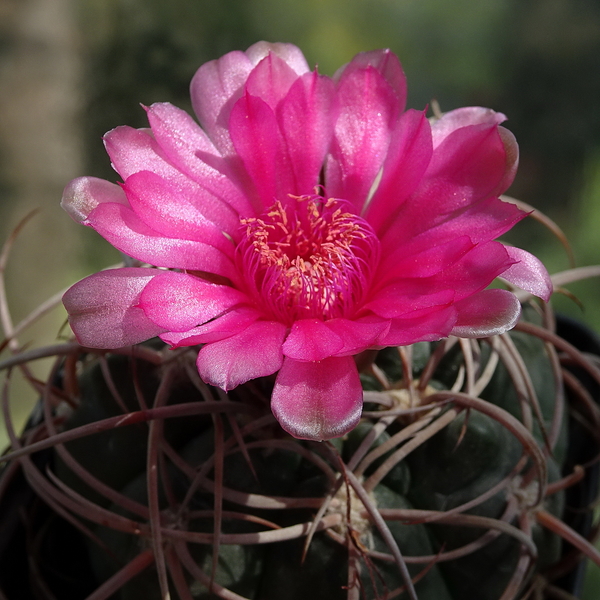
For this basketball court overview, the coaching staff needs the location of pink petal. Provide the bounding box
[425,122,510,203]
[502,246,553,301]
[271,356,363,441]
[145,103,252,214]
[326,65,399,207]
[379,194,525,258]
[324,317,390,356]
[61,176,128,224]
[229,92,289,207]
[160,307,260,347]
[367,241,513,320]
[62,268,166,348]
[103,126,179,181]
[419,241,513,301]
[335,48,407,111]
[276,71,336,193]
[123,170,237,251]
[196,320,286,390]
[379,307,457,346]
[190,50,254,155]
[450,289,521,338]
[365,287,455,320]
[245,51,301,112]
[86,202,239,280]
[496,126,519,193]
[378,235,475,282]
[431,107,506,148]
[245,41,310,74]
[139,271,247,332]
[282,318,344,361]
[364,109,432,230]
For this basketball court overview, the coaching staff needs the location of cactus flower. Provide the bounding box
[62,42,552,441]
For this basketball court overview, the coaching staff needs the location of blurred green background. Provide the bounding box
[1,0,600,596]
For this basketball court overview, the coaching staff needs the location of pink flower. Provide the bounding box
[62,42,552,441]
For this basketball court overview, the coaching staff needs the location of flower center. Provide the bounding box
[237,195,380,323]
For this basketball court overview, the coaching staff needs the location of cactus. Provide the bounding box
[2,298,600,600]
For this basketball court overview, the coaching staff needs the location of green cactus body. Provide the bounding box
[48,314,572,600]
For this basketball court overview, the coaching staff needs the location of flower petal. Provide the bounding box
[450,288,521,338]
[379,195,525,259]
[276,71,336,194]
[379,308,457,346]
[145,102,252,214]
[245,51,301,112]
[501,246,553,301]
[379,235,475,282]
[364,109,432,230]
[196,320,286,390]
[335,48,407,111]
[190,49,254,155]
[371,240,513,310]
[123,170,237,250]
[425,121,512,206]
[160,307,260,347]
[139,271,247,332]
[271,356,363,440]
[103,126,178,181]
[229,92,291,207]
[62,268,166,348]
[282,318,344,361]
[365,286,455,320]
[326,65,399,207]
[324,317,390,356]
[431,107,506,148]
[61,176,128,224]
[245,41,310,74]
[86,202,239,279]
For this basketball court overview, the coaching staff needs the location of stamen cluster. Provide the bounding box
[238,195,380,323]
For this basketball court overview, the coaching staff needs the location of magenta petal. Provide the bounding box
[145,103,251,213]
[123,170,236,250]
[431,107,506,148]
[196,320,286,390]
[380,195,525,257]
[245,41,309,74]
[365,110,432,231]
[61,177,128,224]
[379,308,457,346]
[139,271,246,332]
[425,122,510,205]
[190,50,254,155]
[103,126,180,181]
[62,268,166,348]
[271,356,363,441]
[276,71,336,193]
[450,289,521,338]
[379,235,475,282]
[282,318,344,361]
[324,317,390,356]
[160,307,260,347]
[365,287,455,319]
[497,126,519,192]
[326,65,399,206]
[336,49,407,111]
[229,92,286,207]
[245,51,301,111]
[87,202,238,279]
[502,246,553,301]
